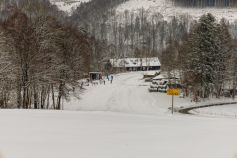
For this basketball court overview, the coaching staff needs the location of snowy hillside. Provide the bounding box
[50,0,237,22]
[116,0,237,22]
[50,0,90,14]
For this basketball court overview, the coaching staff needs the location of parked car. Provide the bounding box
[149,86,158,92]
[148,73,181,93]
[149,79,168,92]
[156,80,168,93]
[148,81,159,92]
[145,77,153,82]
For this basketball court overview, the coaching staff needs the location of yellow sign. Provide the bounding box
[167,89,180,96]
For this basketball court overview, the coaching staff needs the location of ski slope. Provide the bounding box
[116,0,237,22]
[1,72,237,158]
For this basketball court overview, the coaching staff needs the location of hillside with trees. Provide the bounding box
[69,0,237,69]
[70,1,189,60]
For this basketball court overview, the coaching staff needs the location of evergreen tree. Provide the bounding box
[185,13,220,98]
[213,19,232,97]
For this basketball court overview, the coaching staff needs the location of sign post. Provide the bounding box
[167,89,180,114]
[172,95,174,114]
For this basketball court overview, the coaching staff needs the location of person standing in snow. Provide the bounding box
[110,75,113,84]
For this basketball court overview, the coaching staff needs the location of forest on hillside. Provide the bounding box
[71,0,190,70]
[70,0,237,72]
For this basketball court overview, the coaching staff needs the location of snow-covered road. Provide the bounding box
[66,72,189,114]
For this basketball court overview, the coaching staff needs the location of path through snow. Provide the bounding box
[66,72,189,115]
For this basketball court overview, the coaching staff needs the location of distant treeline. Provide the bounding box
[172,0,237,7]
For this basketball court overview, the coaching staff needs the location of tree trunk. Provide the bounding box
[51,84,55,109]
[17,81,22,109]
[46,85,50,109]
[232,81,236,99]
[57,82,64,110]
[33,84,38,109]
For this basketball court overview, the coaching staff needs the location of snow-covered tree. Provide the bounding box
[0,2,92,109]
[179,13,233,98]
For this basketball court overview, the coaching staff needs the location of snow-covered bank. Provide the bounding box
[0,110,237,158]
[191,104,237,118]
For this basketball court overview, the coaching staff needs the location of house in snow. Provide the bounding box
[109,57,161,71]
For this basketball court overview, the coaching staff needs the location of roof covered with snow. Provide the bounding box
[110,57,161,68]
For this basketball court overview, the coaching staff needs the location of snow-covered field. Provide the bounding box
[1,110,237,158]
[1,72,237,158]
[116,0,237,22]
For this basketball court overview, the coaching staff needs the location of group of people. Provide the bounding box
[100,74,114,85]
[82,73,114,87]
[107,75,114,84]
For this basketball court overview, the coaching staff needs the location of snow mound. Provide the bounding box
[116,0,237,22]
